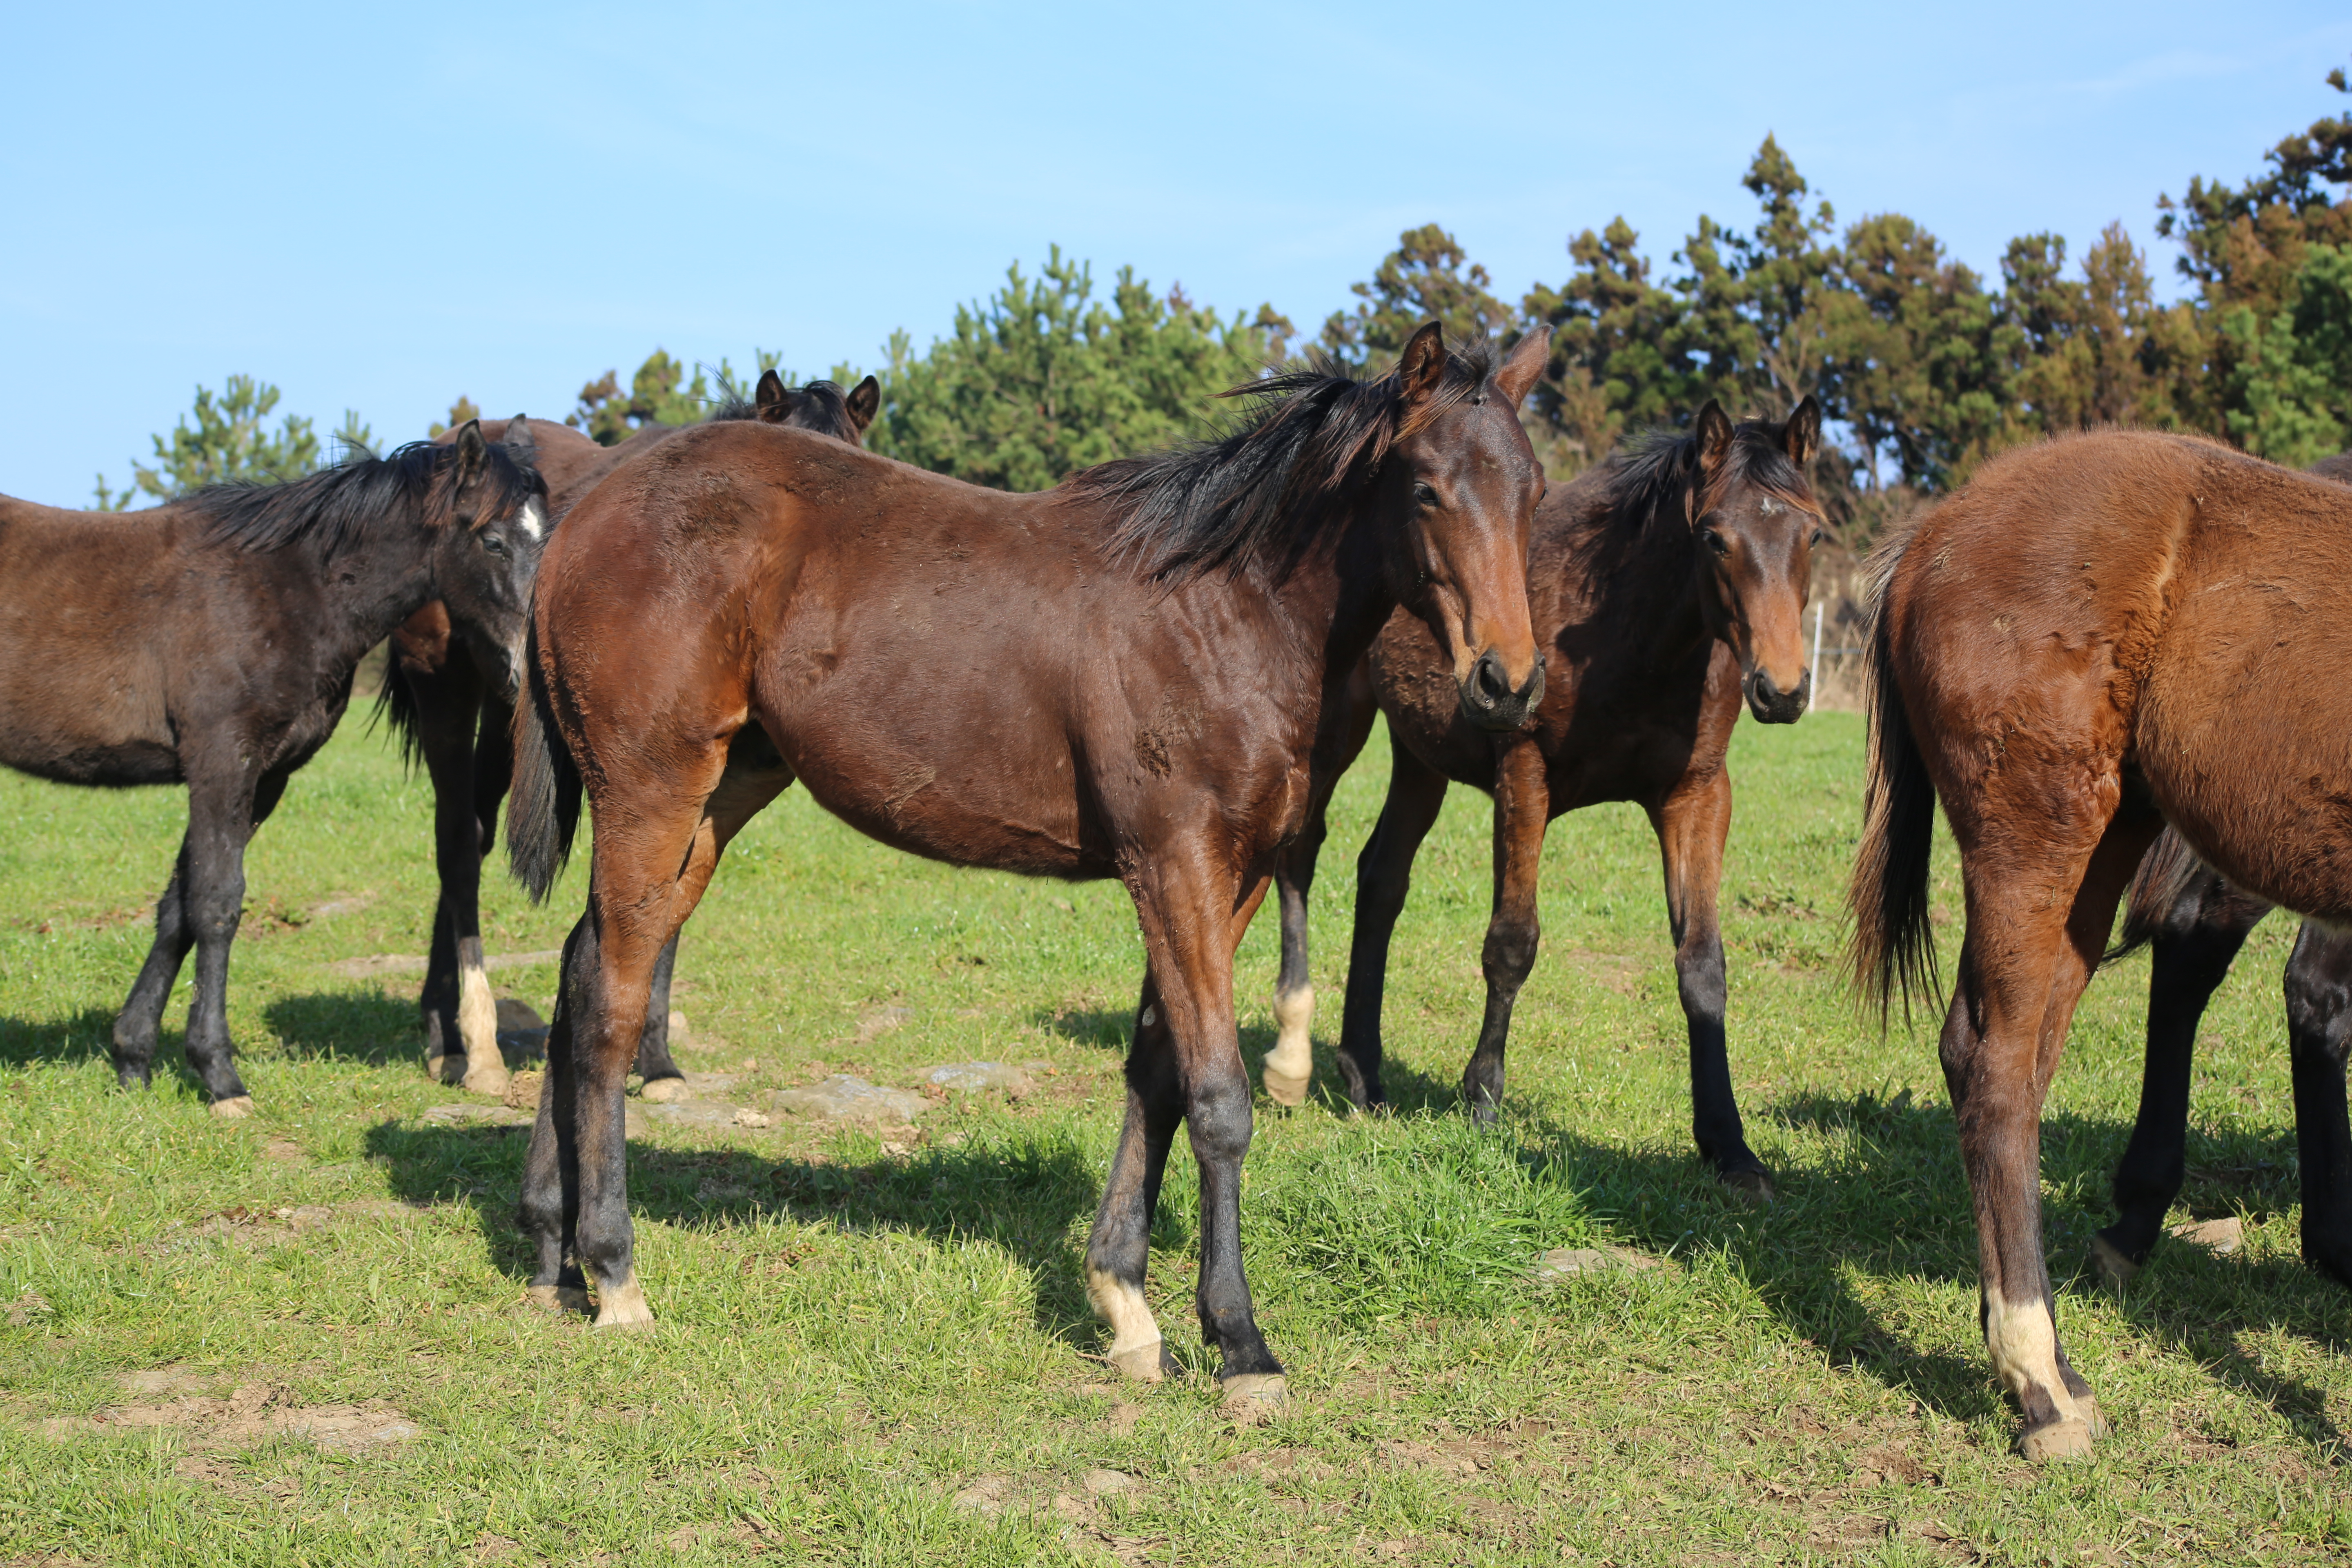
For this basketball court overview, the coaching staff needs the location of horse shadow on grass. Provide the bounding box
[361,1114,1109,1346]
[0,1008,118,1071]
[1508,1082,2352,1456]
[263,991,419,1069]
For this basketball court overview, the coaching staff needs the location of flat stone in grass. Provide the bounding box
[927,1061,1034,1097]
[1529,1244,1661,1283]
[422,1101,532,1128]
[769,1075,926,1123]
[2169,1215,2244,1254]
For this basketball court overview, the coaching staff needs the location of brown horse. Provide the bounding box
[389,372,877,1096]
[508,325,1550,1400]
[0,424,546,1112]
[1849,429,2352,1459]
[2089,446,2352,1292]
[1263,400,1821,1202]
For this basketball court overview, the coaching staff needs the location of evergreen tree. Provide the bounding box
[121,376,325,503]
[428,396,482,439]
[1320,224,1516,374]
[567,350,713,445]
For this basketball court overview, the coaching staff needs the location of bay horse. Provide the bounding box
[1263,399,1822,1203]
[388,372,877,1096]
[0,423,546,1114]
[507,324,1550,1402]
[2087,448,2352,1292]
[1849,429,2352,1459]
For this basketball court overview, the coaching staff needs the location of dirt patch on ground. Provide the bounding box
[148,1198,428,1255]
[40,1370,419,1452]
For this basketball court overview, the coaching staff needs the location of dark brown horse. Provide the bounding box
[390,372,878,1096]
[508,325,1550,1403]
[1849,430,2352,1459]
[1264,400,1821,1201]
[2089,451,2352,1292]
[0,424,546,1113]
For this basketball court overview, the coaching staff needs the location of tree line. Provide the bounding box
[107,61,2350,553]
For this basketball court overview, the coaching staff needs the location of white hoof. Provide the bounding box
[461,1056,511,1098]
[1110,1340,1172,1383]
[209,1096,254,1119]
[524,1284,592,1315]
[639,1076,689,1104]
[2016,1417,2096,1461]
[1219,1372,1287,1419]
[2090,1234,2140,1290]
[1262,1067,1311,1108]
[593,1276,655,1329]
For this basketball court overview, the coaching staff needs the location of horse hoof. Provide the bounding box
[1218,1372,1287,1420]
[525,1285,592,1315]
[1721,1167,1777,1206]
[209,1096,254,1119]
[2015,1417,2096,1461]
[592,1278,655,1329]
[2090,1233,2141,1290]
[640,1076,689,1104]
[461,1058,512,1098]
[1262,1067,1310,1108]
[1110,1340,1178,1383]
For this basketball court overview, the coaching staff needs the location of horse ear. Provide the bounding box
[1492,326,1551,408]
[1397,321,1446,404]
[454,420,489,489]
[503,415,537,463]
[1695,401,1734,470]
[755,369,788,423]
[1784,395,1822,466]
[846,375,880,438]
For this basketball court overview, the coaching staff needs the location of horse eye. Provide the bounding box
[1702,528,1731,557]
[1809,528,1827,547]
[1412,481,1439,507]
[483,535,507,557]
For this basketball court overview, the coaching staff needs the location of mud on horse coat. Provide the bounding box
[0,424,546,1113]
[387,372,878,1097]
[1849,430,2352,1459]
[1263,399,1823,1203]
[506,325,1550,1400]
[2088,448,2352,1292]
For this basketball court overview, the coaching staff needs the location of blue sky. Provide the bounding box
[4,2,2349,507]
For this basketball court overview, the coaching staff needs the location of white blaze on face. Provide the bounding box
[1086,1265,1165,1381]
[516,498,546,541]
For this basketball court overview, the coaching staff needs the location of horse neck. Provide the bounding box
[1575,486,1711,663]
[1258,512,1398,688]
[302,510,448,671]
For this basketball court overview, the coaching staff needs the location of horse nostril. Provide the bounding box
[1474,652,1510,705]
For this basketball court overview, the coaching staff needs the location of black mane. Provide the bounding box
[1063,342,1499,582]
[1609,416,1815,526]
[682,378,860,439]
[187,440,539,559]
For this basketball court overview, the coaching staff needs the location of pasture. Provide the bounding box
[1,704,2346,1565]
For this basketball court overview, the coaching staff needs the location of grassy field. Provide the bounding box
[1,700,2347,1566]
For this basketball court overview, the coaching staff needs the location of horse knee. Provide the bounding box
[1481,921,1539,989]
[1186,1075,1255,1166]
[1675,940,1727,1016]
[2285,954,2352,1068]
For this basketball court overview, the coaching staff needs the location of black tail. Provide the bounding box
[2105,826,2229,964]
[370,649,425,772]
[1846,554,1941,1029]
[506,621,581,903]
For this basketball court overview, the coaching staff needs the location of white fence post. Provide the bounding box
[1809,602,1824,713]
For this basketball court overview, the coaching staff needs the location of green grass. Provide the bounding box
[2,706,2347,1565]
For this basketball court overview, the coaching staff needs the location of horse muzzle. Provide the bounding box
[1458,650,1546,733]
[1744,666,1809,724]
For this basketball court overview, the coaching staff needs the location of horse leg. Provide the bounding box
[1650,765,1772,1198]
[2283,922,2352,1287]
[1335,738,1450,1111]
[633,934,688,1094]
[2095,873,2264,1283]
[1264,660,1376,1107]
[172,765,268,1114]
[565,746,791,1327]
[1083,973,1186,1381]
[413,661,505,1094]
[1461,737,1549,1124]
[519,909,595,1314]
[111,838,195,1089]
[1944,808,2155,1460]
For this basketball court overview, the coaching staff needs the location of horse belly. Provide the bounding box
[784,724,1093,878]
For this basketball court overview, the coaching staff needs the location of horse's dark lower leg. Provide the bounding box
[1461,739,1549,1124]
[633,933,686,1087]
[519,910,594,1312]
[414,669,506,1095]
[1335,742,1450,1110]
[1083,977,1184,1379]
[1651,769,1771,1196]
[2283,922,2352,1286]
[174,776,260,1110]
[112,841,195,1089]
[2096,888,2262,1280]
[1265,660,1376,1107]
